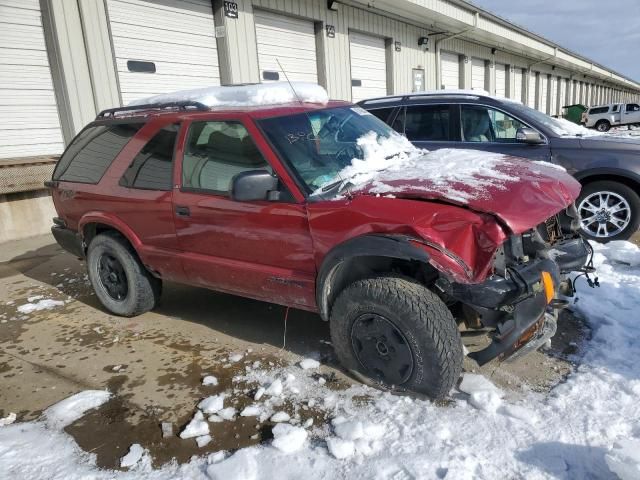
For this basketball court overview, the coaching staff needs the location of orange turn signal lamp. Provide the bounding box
[541,271,555,304]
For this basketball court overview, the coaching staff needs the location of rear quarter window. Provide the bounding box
[53,123,143,183]
[588,107,609,115]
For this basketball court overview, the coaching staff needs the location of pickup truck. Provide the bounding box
[583,103,640,132]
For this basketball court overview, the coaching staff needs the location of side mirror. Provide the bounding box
[230,170,279,202]
[516,128,545,145]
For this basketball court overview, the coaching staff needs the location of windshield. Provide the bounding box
[258,106,396,195]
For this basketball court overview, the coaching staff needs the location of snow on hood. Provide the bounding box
[324,132,580,233]
[337,132,519,204]
[128,82,329,108]
[550,117,602,137]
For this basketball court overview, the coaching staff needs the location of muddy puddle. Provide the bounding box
[65,351,340,470]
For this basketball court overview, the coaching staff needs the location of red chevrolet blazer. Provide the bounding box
[46,88,591,399]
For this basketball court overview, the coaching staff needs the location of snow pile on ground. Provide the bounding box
[179,411,209,439]
[319,131,522,203]
[120,444,145,468]
[2,243,640,479]
[44,390,111,429]
[17,295,65,314]
[129,82,328,108]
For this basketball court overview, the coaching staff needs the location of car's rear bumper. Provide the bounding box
[439,237,589,365]
[51,222,84,259]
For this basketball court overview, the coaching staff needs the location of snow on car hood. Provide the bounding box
[337,132,581,234]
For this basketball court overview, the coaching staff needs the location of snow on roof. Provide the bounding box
[128,82,329,108]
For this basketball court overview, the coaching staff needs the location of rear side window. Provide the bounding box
[404,105,450,141]
[588,106,609,115]
[120,124,179,190]
[53,123,143,183]
[367,107,394,123]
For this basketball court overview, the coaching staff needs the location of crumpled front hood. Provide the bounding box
[350,151,581,234]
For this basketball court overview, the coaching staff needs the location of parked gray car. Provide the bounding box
[359,91,640,241]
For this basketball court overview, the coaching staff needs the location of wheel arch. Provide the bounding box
[574,169,640,196]
[316,234,440,321]
[79,213,143,254]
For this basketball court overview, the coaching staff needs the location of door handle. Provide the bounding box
[175,206,190,217]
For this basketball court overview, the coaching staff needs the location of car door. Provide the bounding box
[623,103,640,124]
[171,116,317,309]
[393,104,461,150]
[457,104,552,160]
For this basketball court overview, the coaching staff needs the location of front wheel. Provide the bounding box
[330,276,463,399]
[577,181,640,242]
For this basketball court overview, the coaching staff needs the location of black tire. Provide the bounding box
[87,232,161,316]
[330,276,463,399]
[595,120,611,132]
[577,180,640,242]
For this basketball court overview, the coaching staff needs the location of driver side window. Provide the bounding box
[182,121,271,194]
[461,105,528,143]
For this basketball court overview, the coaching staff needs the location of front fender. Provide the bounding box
[316,234,465,320]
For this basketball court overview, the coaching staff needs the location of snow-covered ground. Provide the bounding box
[1,241,640,480]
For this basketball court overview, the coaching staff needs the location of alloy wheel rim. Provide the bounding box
[578,191,631,238]
[97,253,128,301]
[350,313,414,386]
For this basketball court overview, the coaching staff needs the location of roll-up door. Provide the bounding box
[513,68,523,102]
[255,10,318,84]
[540,74,549,113]
[528,73,537,108]
[0,0,64,158]
[349,32,387,102]
[471,58,486,91]
[495,63,506,97]
[441,52,460,90]
[106,0,220,105]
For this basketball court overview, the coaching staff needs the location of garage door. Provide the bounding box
[440,52,460,90]
[539,74,549,113]
[471,58,486,91]
[549,76,558,116]
[349,32,387,102]
[559,78,567,107]
[0,0,64,159]
[527,72,537,108]
[495,63,506,97]
[255,10,317,84]
[107,0,220,105]
[512,68,523,102]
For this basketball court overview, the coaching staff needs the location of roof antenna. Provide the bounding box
[275,58,353,199]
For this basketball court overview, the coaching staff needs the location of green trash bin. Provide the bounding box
[562,104,587,124]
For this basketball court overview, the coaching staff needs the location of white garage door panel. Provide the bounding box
[0,1,64,159]
[255,10,317,83]
[528,74,537,108]
[441,52,460,90]
[350,32,387,102]
[495,63,506,97]
[107,0,220,105]
[540,75,548,113]
[471,58,486,91]
[513,69,523,102]
[550,77,558,115]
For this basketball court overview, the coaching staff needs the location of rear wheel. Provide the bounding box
[87,232,161,316]
[330,276,463,399]
[577,181,640,241]
[595,120,611,132]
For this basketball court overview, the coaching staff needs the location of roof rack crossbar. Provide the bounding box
[96,100,209,119]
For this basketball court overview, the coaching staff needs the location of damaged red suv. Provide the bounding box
[46,84,591,399]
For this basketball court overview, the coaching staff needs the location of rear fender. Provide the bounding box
[78,212,143,252]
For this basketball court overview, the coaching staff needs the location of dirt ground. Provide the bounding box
[0,232,605,470]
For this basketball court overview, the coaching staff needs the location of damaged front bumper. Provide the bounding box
[437,236,589,366]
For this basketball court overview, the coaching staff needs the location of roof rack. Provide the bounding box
[96,100,209,119]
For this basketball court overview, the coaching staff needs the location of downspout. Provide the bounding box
[434,12,479,89]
